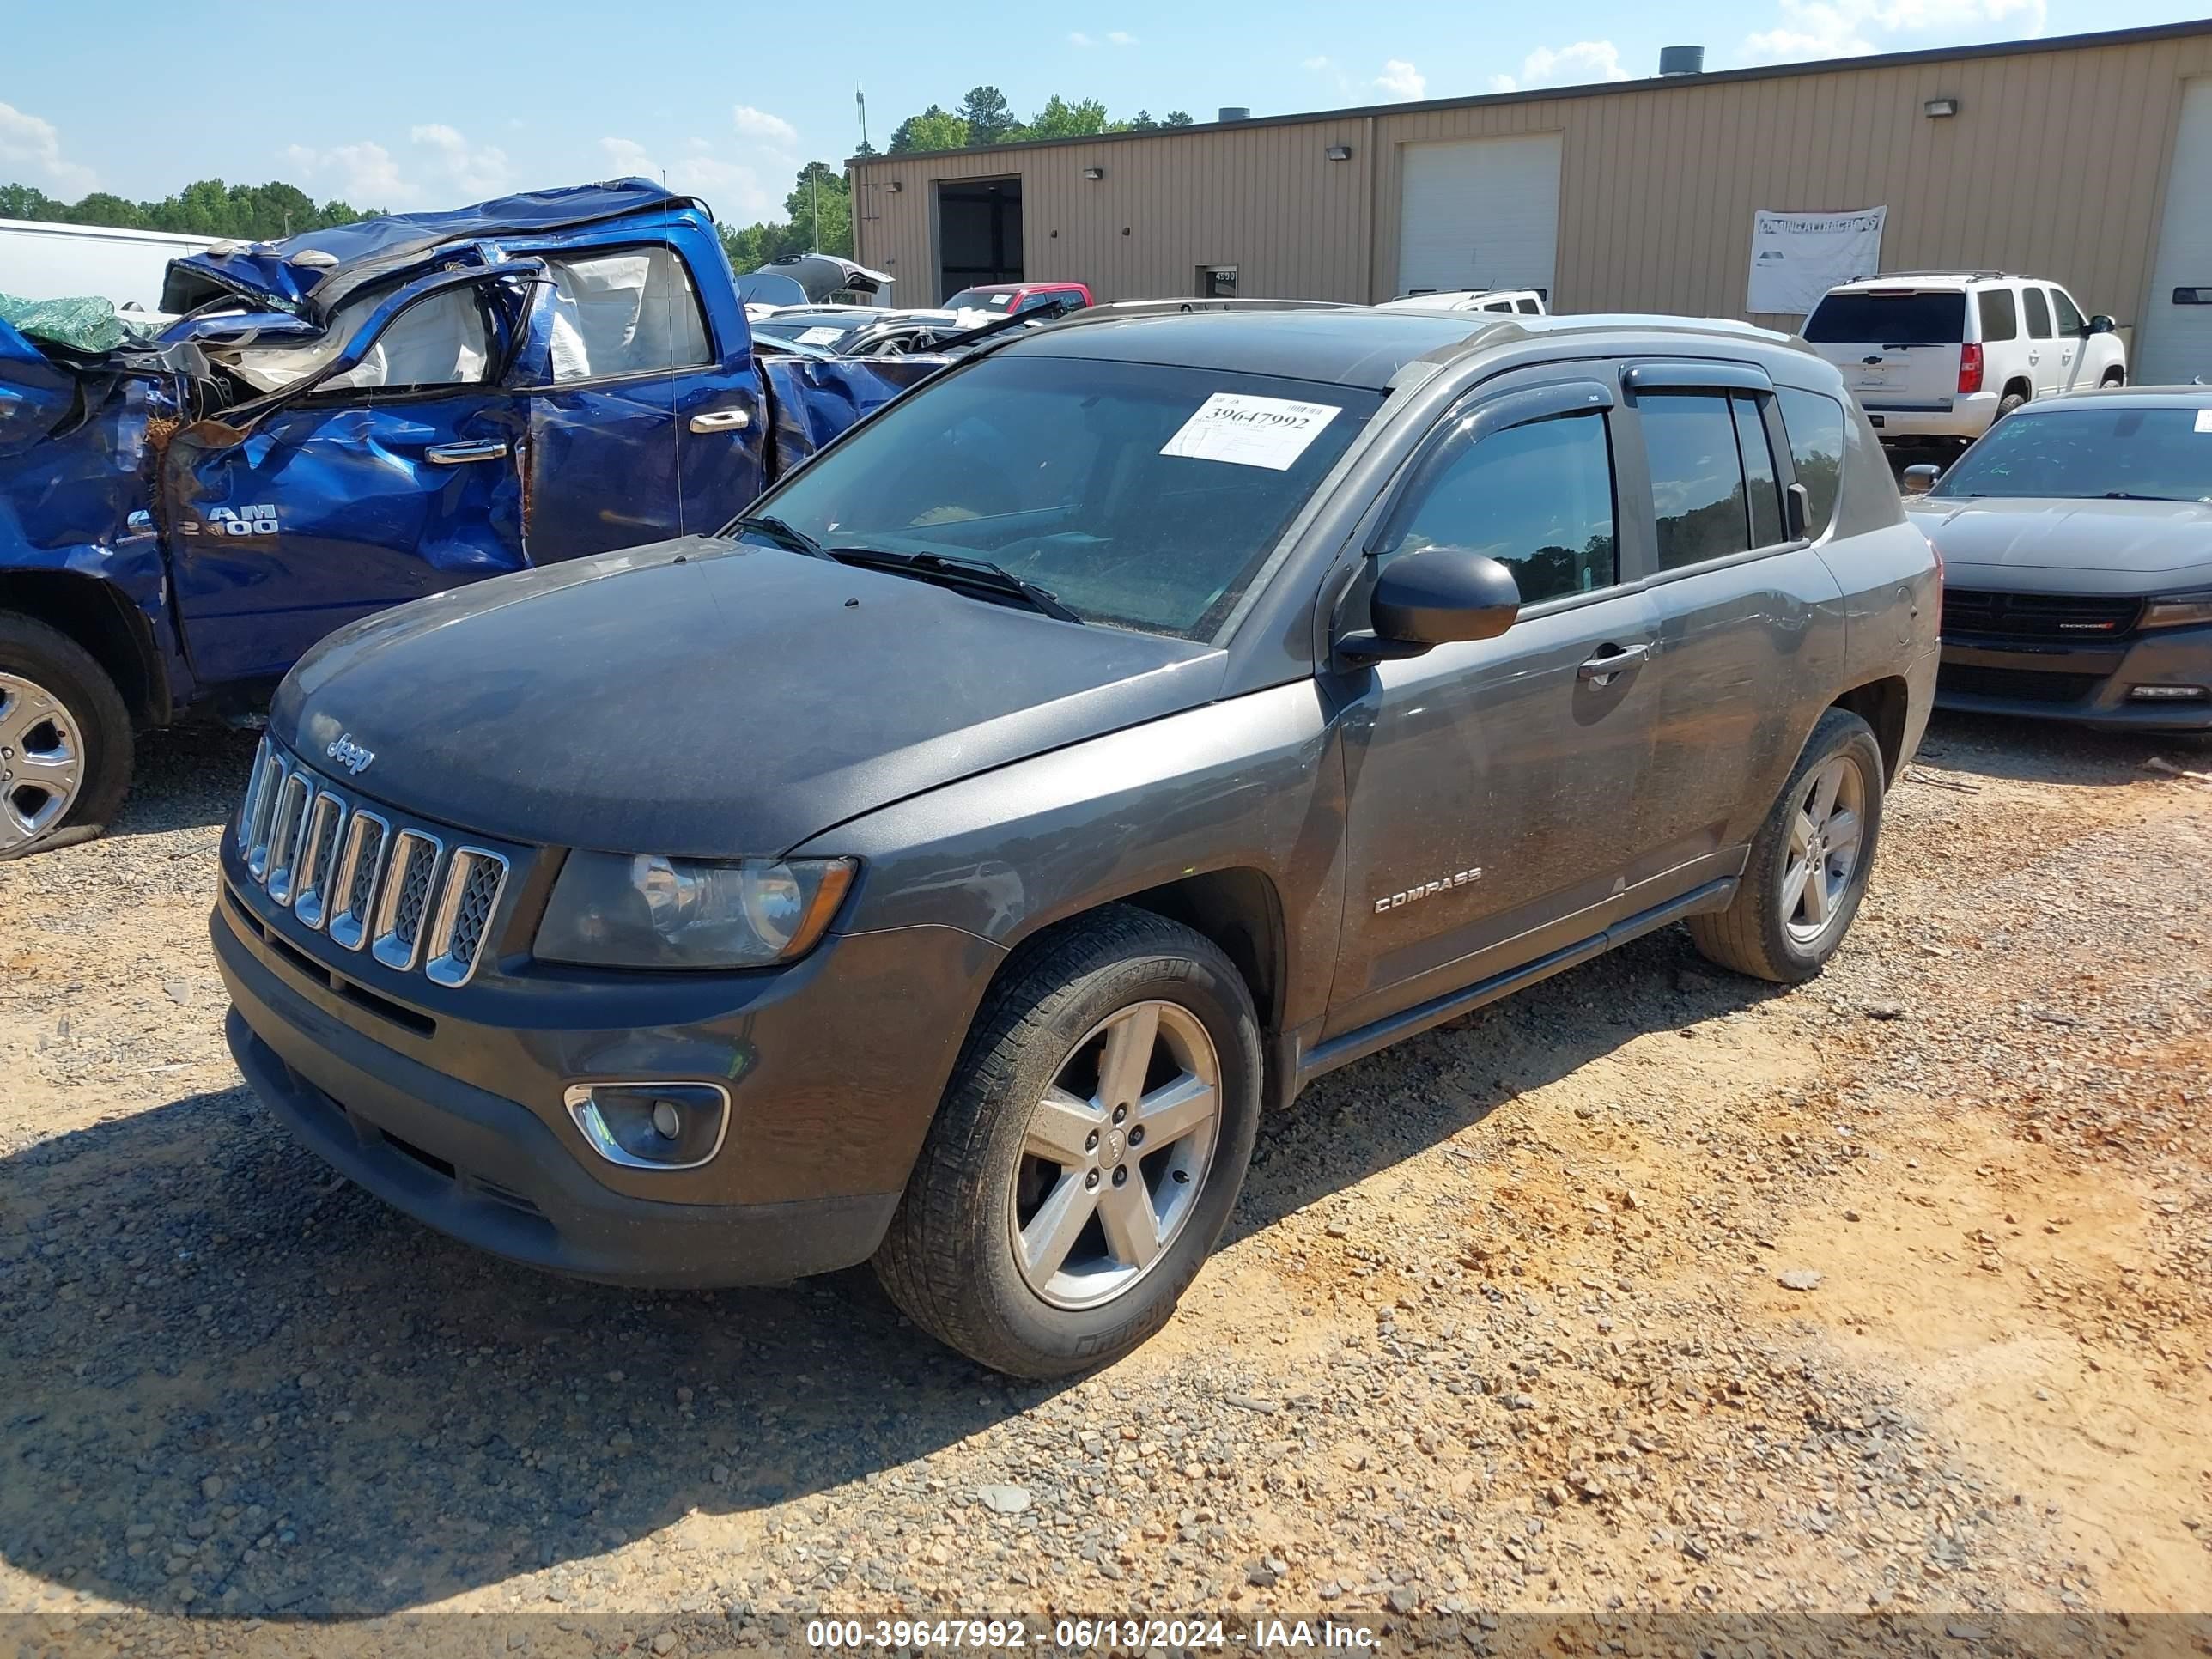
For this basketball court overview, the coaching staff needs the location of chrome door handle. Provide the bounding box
[425,439,510,465]
[689,408,751,433]
[1578,643,1651,681]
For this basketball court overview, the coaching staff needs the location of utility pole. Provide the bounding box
[856,85,869,151]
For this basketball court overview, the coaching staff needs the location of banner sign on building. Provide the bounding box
[1747,207,1888,315]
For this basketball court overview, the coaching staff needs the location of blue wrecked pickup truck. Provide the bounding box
[0,179,938,858]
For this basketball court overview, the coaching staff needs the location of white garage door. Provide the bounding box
[1396,133,1562,300]
[2136,77,2212,385]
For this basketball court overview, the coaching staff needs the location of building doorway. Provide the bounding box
[936,177,1023,302]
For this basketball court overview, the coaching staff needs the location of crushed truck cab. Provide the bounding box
[0,179,933,857]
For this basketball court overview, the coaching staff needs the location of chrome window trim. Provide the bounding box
[292,790,350,930]
[263,771,316,906]
[423,847,511,988]
[326,810,390,951]
[370,830,444,972]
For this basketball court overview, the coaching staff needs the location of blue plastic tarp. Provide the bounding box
[161,178,680,316]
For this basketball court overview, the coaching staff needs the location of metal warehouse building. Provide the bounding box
[849,19,2212,382]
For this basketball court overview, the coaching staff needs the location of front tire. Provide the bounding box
[1688,708,1886,983]
[0,613,133,860]
[873,906,1262,1377]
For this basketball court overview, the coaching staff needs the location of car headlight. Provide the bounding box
[535,854,856,969]
[2140,593,2212,629]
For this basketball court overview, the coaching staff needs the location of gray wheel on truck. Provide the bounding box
[1687,707,1886,983]
[873,905,1262,1377]
[0,612,133,860]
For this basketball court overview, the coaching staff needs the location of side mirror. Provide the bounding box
[2087,314,2117,335]
[1901,463,1942,495]
[1340,548,1521,661]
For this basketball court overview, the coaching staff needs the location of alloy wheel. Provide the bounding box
[1781,754,1867,945]
[1008,1000,1222,1310]
[0,673,85,854]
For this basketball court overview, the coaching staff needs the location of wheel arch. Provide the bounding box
[0,569,169,726]
[1829,675,1910,782]
[1999,374,2033,403]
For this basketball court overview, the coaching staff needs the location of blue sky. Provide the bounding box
[3,0,2203,224]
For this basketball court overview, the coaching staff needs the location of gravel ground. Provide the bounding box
[1,713,2208,1653]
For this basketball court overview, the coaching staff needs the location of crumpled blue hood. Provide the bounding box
[160,178,682,317]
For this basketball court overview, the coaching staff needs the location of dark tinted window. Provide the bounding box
[1978,288,2018,343]
[1929,406,2212,501]
[2024,287,2053,339]
[1641,394,1752,569]
[1516,298,1540,313]
[746,355,1381,641]
[1774,387,1846,539]
[1804,291,1967,344]
[1733,397,1784,546]
[1378,411,1617,605]
[2051,288,2086,336]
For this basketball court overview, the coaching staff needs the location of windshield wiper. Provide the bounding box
[2101,492,2198,502]
[826,546,1084,623]
[731,514,832,559]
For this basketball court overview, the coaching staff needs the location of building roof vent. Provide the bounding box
[1218,106,1252,122]
[1658,45,1705,76]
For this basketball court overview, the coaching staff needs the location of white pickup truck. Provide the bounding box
[0,218,218,312]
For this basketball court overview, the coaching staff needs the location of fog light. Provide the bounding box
[563,1082,729,1170]
[2128,684,2208,701]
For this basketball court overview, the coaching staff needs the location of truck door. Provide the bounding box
[163,267,534,690]
[513,242,767,562]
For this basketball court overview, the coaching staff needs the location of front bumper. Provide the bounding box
[215,848,1003,1286]
[1936,623,2212,729]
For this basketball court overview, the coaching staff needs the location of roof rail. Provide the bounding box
[1042,296,1363,330]
[1863,270,2015,281]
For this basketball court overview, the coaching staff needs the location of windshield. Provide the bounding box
[1930,407,2212,501]
[945,289,1018,312]
[739,354,1382,641]
[1803,291,1966,345]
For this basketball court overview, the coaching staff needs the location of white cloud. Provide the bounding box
[1107,30,1137,45]
[283,140,408,206]
[0,100,97,194]
[732,105,799,147]
[598,136,775,221]
[1738,0,2045,63]
[1489,40,1631,92]
[1070,29,1096,46]
[410,123,512,198]
[1374,59,1428,100]
[1302,53,1334,70]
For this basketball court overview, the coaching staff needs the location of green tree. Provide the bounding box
[784,161,853,258]
[1026,95,1110,140]
[1163,110,1194,126]
[1,176,376,239]
[1127,110,1160,130]
[957,85,1021,144]
[889,105,971,154]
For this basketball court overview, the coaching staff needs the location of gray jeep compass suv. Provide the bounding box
[212,308,1939,1376]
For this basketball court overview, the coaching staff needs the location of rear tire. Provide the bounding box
[1688,708,1886,983]
[0,612,133,860]
[2100,368,2126,388]
[873,905,1261,1377]
[1995,388,2029,421]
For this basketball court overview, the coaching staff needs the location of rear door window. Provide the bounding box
[1640,393,1753,569]
[1516,298,1541,313]
[2024,287,2054,340]
[1731,397,1784,547]
[1978,288,2018,343]
[543,246,713,383]
[1376,409,1618,605]
[1773,387,1846,540]
[1804,291,1966,344]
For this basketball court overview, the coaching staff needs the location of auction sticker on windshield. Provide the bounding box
[1161,392,1343,471]
[2195,409,2212,434]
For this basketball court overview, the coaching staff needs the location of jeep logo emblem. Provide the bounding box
[325,732,376,775]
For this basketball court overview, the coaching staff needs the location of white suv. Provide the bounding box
[1802,273,2127,445]
[1379,289,1549,316]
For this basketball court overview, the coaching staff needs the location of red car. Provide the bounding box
[942,281,1093,317]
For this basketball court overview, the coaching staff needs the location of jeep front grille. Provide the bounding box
[232,744,512,988]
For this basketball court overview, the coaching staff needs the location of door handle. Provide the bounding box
[425,439,511,465]
[688,408,751,433]
[1578,643,1651,682]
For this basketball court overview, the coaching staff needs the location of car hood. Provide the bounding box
[271,537,1223,858]
[1907,496,2212,592]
